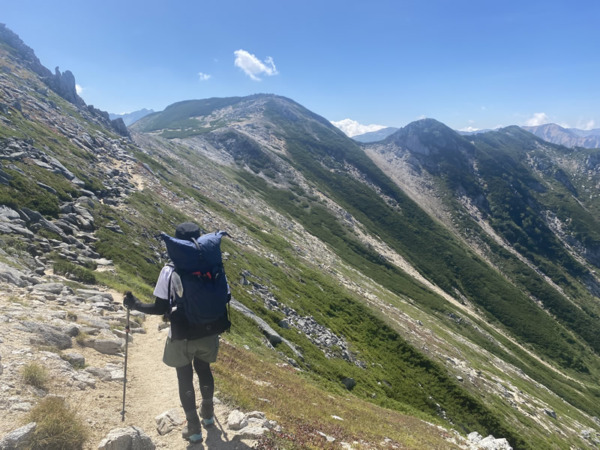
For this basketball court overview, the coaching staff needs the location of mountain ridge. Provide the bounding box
[351,126,399,143]
[353,122,600,149]
[523,123,600,148]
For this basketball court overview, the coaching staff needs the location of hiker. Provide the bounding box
[123,222,231,444]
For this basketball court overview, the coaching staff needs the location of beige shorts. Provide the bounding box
[162,334,220,368]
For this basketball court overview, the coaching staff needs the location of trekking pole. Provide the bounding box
[121,306,131,422]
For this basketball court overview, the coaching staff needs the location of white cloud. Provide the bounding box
[524,112,573,128]
[198,72,211,81]
[524,112,551,126]
[459,126,480,133]
[75,84,83,95]
[578,119,596,130]
[331,118,386,137]
[234,49,278,81]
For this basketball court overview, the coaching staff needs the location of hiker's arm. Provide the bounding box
[123,292,169,315]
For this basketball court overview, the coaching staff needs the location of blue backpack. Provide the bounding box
[161,231,231,330]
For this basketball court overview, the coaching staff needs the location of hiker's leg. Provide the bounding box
[176,363,202,440]
[193,357,215,422]
[193,357,214,401]
[176,363,198,413]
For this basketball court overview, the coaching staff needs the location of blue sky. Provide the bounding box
[3,0,599,134]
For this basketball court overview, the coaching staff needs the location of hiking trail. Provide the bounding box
[109,312,260,449]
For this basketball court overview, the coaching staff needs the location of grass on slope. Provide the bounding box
[220,226,534,449]
[235,166,595,372]
[215,338,461,449]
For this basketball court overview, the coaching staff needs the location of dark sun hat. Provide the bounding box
[175,222,201,240]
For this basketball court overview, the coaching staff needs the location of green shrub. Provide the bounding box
[75,332,90,347]
[53,260,96,284]
[21,362,49,389]
[26,396,89,450]
[1,169,60,217]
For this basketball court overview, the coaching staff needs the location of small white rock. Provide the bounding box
[227,410,248,430]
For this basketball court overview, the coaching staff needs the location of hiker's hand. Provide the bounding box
[123,291,137,309]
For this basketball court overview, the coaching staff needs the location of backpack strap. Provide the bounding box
[167,269,172,303]
[165,263,179,310]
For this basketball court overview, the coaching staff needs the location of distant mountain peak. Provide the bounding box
[384,118,466,154]
[522,123,600,148]
[109,108,154,126]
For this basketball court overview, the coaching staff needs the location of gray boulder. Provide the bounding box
[230,299,302,359]
[467,432,513,450]
[32,282,66,295]
[235,411,271,439]
[63,352,85,367]
[342,377,356,390]
[76,289,114,301]
[0,422,36,449]
[0,262,31,287]
[73,205,95,231]
[20,207,43,223]
[19,321,72,350]
[0,205,20,221]
[84,363,123,382]
[97,426,155,450]
[85,337,124,356]
[37,218,67,238]
[0,168,11,185]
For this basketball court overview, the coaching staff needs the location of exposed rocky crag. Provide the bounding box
[0,23,128,137]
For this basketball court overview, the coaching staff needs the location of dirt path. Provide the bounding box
[119,314,257,449]
[81,310,255,450]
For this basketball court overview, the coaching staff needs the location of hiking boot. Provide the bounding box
[182,413,203,443]
[200,400,215,426]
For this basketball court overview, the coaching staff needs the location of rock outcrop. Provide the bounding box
[0,23,128,137]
